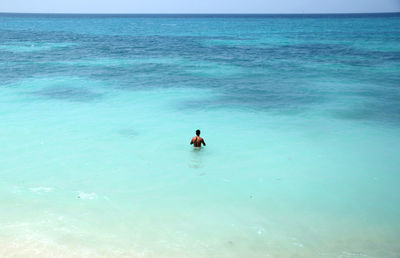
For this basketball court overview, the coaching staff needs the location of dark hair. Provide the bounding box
[196,129,200,136]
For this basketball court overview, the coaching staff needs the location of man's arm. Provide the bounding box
[190,138,194,145]
[202,139,206,146]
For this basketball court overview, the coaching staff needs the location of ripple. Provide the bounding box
[0,42,76,53]
[30,87,103,102]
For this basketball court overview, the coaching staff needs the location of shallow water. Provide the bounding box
[0,13,400,257]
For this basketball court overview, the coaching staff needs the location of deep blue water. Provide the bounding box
[1,13,399,122]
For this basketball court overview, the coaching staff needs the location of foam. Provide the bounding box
[29,187,53,194]
[77,192,98,200]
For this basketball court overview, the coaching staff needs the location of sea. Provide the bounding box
[0,13,399,257]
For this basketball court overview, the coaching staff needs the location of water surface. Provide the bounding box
[0,13,400,257]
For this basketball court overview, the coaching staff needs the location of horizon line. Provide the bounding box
[1,11,399,15]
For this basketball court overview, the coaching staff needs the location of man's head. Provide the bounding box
[196,129,200,136]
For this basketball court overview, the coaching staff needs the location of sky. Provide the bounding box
[1,0,399,14]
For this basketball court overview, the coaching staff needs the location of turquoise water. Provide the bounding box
[0,13,400,257]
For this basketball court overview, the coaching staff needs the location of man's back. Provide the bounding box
[191,136,205,147]
[190,129,206,147]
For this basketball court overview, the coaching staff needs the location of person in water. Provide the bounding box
[190,129,206,147]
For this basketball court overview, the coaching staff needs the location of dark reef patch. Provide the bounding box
[30,87,103,102]
[117,128,139,138]
[330,108,375,121]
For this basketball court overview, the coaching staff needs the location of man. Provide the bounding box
[190,129,206,148]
